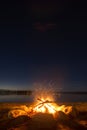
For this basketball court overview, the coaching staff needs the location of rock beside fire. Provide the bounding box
[28,113,57,130]
[0,116,30,130]
[55,106,78,119]
[68,106,78,118]
[56,111,76,129]
[56,111,70,121]
[9,116,30,127]
[56,111,87,130]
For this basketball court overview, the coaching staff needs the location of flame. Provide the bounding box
[32,97,72,117]
[33,98,56,115]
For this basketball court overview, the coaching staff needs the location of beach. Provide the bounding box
[0,102,87,130]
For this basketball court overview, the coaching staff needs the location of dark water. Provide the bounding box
[0,94,87,102]
[57,93,87,102]
[0,95,33,103]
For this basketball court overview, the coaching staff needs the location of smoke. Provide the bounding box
[32,83,56,102]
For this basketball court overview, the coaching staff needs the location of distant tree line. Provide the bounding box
[0,89,32,95]
[0,89,87,95]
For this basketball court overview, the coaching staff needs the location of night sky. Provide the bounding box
[0,1,87,91]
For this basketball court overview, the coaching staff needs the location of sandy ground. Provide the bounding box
[0,102,87,130]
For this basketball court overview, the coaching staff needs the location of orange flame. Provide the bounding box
[32,97,72,117]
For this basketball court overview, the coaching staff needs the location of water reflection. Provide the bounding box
[0,94,87,102]
[0,95,33,102]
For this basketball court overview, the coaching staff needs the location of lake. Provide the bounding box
[0,94,87,102]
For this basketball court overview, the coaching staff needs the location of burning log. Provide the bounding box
[68,106,78,119]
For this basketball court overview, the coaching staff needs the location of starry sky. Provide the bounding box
[0,1,87,91]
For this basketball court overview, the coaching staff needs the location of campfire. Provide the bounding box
[33,98,56,114]
[8,88,72,119]
[32,97,72,118]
